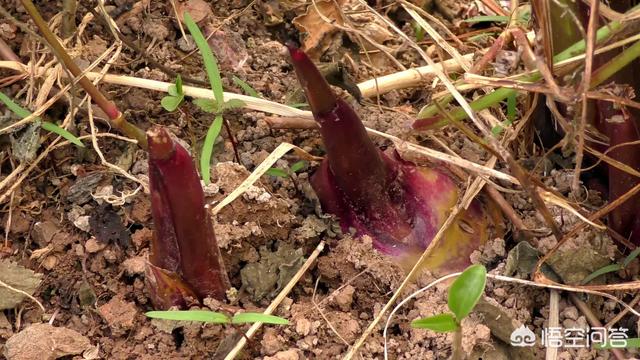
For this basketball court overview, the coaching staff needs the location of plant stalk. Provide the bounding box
[590,40,640,88]
[20,0,147,149]
[451,326,463,360]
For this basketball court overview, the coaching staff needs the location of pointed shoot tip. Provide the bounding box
[147,127,175,161]
[286,43,336,116]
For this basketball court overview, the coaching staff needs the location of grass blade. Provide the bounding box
[200,114,223,184]
[231,312,289,325]
[0,92,31,118]
[0,92,84,147]
[232,76,260,98]
[463,15,509,23]
[41,122,84,147]
[145,310,229,323]
[595,338,640,349]
[183,13,223,109]
[581,264,622,285]
[622,247,640,267]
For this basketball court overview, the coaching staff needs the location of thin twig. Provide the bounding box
[0,278,46,313]
[546,290,559,360]
[572,0,599,194]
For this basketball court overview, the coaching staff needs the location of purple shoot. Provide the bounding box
[145,127,230,309]
[287,45,489,270]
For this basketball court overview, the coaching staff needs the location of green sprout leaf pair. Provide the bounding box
[145,310,288,325]
[161,75,185,112]
[0,92,84,148]
[411,264,487,332]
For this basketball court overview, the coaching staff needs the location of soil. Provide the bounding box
[0,0,638,360]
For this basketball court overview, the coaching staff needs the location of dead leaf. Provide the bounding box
[3,323,91,360]
[293,0,347,60]
[0,260,42,310]
[259,0,305,26]
[293,0,394,61]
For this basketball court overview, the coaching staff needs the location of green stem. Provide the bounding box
[590,40,640,88]
[416,4,640,128]
[20,0,147,149]
[451,326,463,360]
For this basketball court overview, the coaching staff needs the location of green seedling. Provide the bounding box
[266,160,308,178]
[0,92,84,148]
[412,20,426,42]
[411,264,487,360]
[182,12,246,185]
[161,75,185,112]
[145,310,288,325]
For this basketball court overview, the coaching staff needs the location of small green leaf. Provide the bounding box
[168,84,179,97]
[412,20,426,42]
[232,76,260,98]
[231,313,289,325]
[161,95,183,112]
[290,160,307,173]
[411,313,458,332]
[463,15,509,24]
[491,125,504,136]
[581,264,623,285]
[193,98,218,113]
[145,310,230,323]
[41,122,84,147]
[448,264,487,321]
[266,168,289,178]
[175,74,183,94]
[200,114,224,184]
[222,99,246,110]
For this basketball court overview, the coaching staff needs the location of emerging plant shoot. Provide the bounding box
[145,127,230,309]
[287,44,488,270]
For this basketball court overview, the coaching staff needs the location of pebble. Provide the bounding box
[177,35,196,52]
[85,237,106,253]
